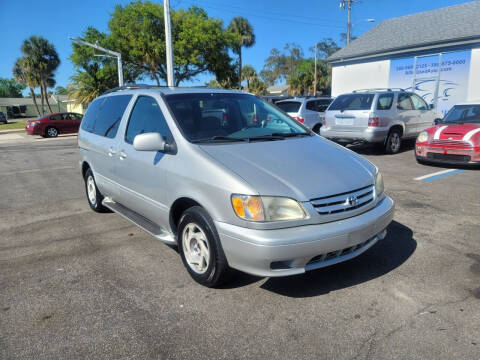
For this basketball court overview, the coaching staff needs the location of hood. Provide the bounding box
[430,123,480,142]
[199,136,376,201]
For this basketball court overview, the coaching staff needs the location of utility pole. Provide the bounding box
[314,43,317,96]
[69,37,124,86]
[340,0,354,45]
[164,0,175,87]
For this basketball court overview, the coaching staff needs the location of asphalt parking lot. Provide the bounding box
[1,134,479,360]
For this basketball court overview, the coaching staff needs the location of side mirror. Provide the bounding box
[133,132,166,152]
[433,118,442,125]
[429,104,435,110]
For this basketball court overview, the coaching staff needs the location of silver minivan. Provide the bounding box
[78,86,394,287]
[321,89,443,153]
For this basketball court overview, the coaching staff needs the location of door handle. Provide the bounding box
[119,151,127,160]
[108,147,117,157]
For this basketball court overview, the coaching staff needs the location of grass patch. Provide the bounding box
[0,120,27,131]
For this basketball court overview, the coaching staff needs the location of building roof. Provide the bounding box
[328,1,480,64]
[267,85,289,94]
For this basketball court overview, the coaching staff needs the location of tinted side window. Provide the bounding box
[410,94,428,110]
[377,93,394,110]
[306,101,316,111]
[50,114,62,120]
[80,98,104,133]
[125,96,171,144]
[93,95,132,138]
[316,99,331,112]
[397,93,413,110]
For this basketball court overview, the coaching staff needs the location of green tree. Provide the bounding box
[13,58,41,115]
[227,17,255,89]
[0,77,26,98]
[261,43,303,85]
[54,86,68,95]
[20,36,60,114]
[241,65,257,90]
[248,78,267,96]
[108,2,235,86]
[69,27,141,104]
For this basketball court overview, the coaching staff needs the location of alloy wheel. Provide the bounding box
[182,223,210,274]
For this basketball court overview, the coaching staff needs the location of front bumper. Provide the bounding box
[25,126,41,135]
[320,126,388,143]
[415,144,480,165]
[216,195,395,277]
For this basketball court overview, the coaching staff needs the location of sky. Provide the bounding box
[0,0,474,92]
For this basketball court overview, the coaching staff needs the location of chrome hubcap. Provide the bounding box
[87,176,96,205]
[182,223,210,274]
[48,128,57,137]
[390,133,400,152]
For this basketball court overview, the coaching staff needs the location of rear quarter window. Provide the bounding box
[376,93,394,110]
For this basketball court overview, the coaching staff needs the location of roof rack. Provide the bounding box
[102,83,214,95]
[352,88,405,93]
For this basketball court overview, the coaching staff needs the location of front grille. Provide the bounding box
[427,153,471,163]
[306,236,376,266]
[429,139,472,148]
[310,185,374,215]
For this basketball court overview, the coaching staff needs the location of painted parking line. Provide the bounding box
[414,169,465,182]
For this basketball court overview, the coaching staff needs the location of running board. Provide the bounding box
[102,198,176,245]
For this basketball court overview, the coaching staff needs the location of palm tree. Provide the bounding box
[241,65,257,90]
[227,17,255,89]
[13,58,41,116]
[20,36,60,114]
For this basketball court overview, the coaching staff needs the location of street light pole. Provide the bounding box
[69,37,124,86]
[314,43,317,97]
[164,0,175,87]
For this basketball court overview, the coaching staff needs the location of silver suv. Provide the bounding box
[321,89,443,153]
[276,97,332,133]
[78,85,394,287]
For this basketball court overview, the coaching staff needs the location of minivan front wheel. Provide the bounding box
[385,129,402,154]
[178,206,230,287]
[84,168,110,213]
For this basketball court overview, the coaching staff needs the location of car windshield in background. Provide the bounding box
[165,93,309,143]
[276,101,301,113]
[328,94,375,111]
[443,105,480,124]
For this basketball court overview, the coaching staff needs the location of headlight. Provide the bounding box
[231,195,306,222]
[417,131,429,143]
[375,171,384,196]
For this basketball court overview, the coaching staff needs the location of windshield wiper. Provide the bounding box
[192,136,248,143]
[270,132,312,138]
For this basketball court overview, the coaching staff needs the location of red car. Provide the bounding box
[415,102,480,165]
[25,112,83,137]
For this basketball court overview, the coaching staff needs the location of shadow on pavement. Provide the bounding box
[257,220,416,298]
[346,139,416,156]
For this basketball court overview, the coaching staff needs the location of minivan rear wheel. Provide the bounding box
[178,206,231,287]
[84,168,110,213]
[385,129,402,154]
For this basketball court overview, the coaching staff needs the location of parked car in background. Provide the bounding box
[25,112,83,137]
[0,111,6,124]
[276,97,333,133]
[321,89,443,153]
[415,101,480,165]
[79,85,394,287]
[260,95,292,104]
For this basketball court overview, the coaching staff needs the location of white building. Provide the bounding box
[328,1,480,115]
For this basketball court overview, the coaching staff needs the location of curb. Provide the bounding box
[0,129,25,135]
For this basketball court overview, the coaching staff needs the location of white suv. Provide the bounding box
[276,97,332,133]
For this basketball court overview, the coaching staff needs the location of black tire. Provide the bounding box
[84,168,110,213]
[45,126,59,138]
[385,128,402,154]
[178,206,231,287]
[312,124,321,134]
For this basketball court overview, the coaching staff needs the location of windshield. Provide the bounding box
[328,94,375,111]
[165,93,309,143]
[276,101,301,113]
[443,105,480,124]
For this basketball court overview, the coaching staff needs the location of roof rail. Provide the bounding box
[102,83,218,95]
[352,88,405,93]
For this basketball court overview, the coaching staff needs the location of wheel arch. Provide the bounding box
[169,197,203,235]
